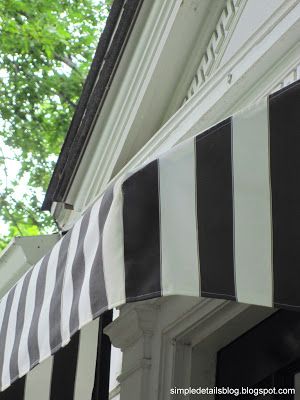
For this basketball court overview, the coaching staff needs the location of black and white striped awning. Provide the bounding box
[0,315,111,400]
[0,80,299,393]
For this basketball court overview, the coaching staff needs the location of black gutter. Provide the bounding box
[42,0,143,211]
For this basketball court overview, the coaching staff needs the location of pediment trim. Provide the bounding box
[184,0,246,103]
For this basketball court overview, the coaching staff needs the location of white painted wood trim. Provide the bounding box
[66,0,182,211]
[184,0,247,103]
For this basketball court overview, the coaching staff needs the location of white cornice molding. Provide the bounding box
[67,0,182,210]
[184,0,246,103]
[228,43,300,109]
[270,61,300,92]
[110,1,300,170]
[183,0,298,104]
[86,1,296,184]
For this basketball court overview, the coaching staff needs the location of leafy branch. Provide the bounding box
[0,0,111,250]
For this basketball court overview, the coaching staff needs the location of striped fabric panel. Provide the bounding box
[50,331,79,400]
[60,218,83,347]
[91,310,113,400]
[232,98,273,307]
[122,160,161,301]
[0,377,25,400]
[270,82,300,310]
[36,241,62,370]
[73,320,99,400]
[0,288,17,389]
[9,270,33,381]
[18,258,44,380]
[102,178,126,309]
[159,138,199,297]
[0,192,114,391]
[28,255,51,368]
[24,357,53,400]
[89,187,113,317]
[49,234,72,356]
[69,209,92,337]
[196,119,236,301]
[2,283,23,388]
[0,318,100,400]
[0,80,300,392]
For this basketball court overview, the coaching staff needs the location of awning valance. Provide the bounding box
[0,80,299,391]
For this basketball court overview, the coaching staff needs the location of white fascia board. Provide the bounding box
[0,234,60,298]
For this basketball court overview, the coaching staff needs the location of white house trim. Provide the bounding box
[105,297,274,400]
[0,234,59,298]
[184,0,247,102]
[57,0,227,229]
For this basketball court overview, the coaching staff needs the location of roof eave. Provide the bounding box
[42,0,143,211]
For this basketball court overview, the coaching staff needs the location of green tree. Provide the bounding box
[0,0,110,250]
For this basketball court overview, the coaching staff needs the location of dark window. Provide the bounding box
[216,310,300,399]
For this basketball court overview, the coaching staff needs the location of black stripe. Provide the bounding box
[123,160,161,301]
[92,311,113,400]
[28,253,51,366]
[0,376,25,400]
[69,209,92,335]
[196,118,236,300]
[0,288,16,388]
[9,270,33,382]
[50,331,80,400]
[270,81,300,309]
[90,187,114,318]
[49,234,71,352]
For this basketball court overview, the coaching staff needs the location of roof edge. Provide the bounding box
[42,0,143,211]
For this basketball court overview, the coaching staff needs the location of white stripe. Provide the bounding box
[61,217,83,347]
[102,177,126,308]
[18,260,43,377]
[0,295,8,340]
[159,138,200,296]
[37,240,62,362]
[74,319,99,400]
[24,356,53,400]
[78,197,103,326]
[1,278,24,387]
[232,99,273,307]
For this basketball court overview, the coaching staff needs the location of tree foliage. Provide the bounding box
[0,0,110,250]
